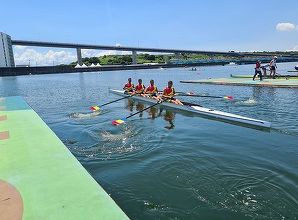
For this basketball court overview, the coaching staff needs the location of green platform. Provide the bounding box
[180,78,298,88]
[0,96,129,220]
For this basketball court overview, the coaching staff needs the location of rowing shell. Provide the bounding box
[109,89,271,129]
[230,74,298,79]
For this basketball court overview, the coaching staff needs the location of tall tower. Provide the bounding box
[0,32,15,67]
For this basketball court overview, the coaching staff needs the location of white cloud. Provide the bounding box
[276,22,296,32]
[14,48,77,66]
[81,49,130,57]
[286,45,298,51]
[13,45,27,50]
[13,46,132,66]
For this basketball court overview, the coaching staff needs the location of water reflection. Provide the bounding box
[252,86,262,100]
[163,110,175,129]
[136,102,145,117]
[0,76,19,96]
[79,73,87,99]
[125,99,134,112]
[124,100,176,129]
[148,106,160,119]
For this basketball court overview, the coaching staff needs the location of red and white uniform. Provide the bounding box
[146,85,158,95]
[163,87,175,96]
[123,82,134,92]
[135,84,145,93]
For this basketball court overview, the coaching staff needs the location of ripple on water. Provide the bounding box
[135,150,298,219]
[66,120,168,162]
[235,97,258,106]
[68,109,107,119]
[214,165,298,219]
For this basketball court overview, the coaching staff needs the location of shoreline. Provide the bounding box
[1,59,298,77]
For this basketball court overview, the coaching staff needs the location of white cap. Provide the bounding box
[274,56,277,59]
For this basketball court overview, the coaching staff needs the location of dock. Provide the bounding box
[180,77,298,88]
[0,96,129,220]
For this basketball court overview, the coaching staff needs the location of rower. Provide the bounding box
[123,78,134,94]
[162,80,183,105]
[134,79,146,96]
[145,79,161,101]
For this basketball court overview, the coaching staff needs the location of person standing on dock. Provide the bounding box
[123,78,134,94]
[253,60,263,81]
[269,56,278,78]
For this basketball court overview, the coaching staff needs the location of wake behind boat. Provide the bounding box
[109,89,271,129]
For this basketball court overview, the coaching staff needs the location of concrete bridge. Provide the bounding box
[11,39,283,66]
[1,31,297,68]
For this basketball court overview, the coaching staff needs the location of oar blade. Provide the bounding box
[186,92,195,95]
[223,96,234,100]
[90,106,100,111]
[112,119,126,126]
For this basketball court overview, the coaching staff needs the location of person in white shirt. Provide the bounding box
[269,56,278,78]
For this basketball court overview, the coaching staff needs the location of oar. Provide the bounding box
[112,98,170,125]
[177,92,233,100]
[90,93,136,111]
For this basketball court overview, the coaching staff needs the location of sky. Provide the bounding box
[1,0,298,65]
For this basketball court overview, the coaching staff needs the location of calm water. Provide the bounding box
[1,62,298,219]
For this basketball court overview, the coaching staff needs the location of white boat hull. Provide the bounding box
[109,89,271,129]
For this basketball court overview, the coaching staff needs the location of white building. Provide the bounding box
[0,32,15,67]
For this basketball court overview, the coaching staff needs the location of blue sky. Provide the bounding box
[1,0,298,65]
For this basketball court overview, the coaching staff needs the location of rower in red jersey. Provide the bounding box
[134,79,146,95]
[123,78,134,94]
[162,80,183,105]
[145,79,161,101]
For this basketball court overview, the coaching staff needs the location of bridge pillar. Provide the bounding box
[76,48,83,65]
[132,50,137,64]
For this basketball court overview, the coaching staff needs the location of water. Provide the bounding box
[1,62,298,219]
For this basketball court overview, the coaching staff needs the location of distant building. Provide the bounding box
[0,32,15,67]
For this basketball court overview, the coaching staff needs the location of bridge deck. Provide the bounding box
[0,96,129,220]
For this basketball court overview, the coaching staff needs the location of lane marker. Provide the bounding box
[0,131,9,140]
[0,180,23,220]
[0,115,7,121]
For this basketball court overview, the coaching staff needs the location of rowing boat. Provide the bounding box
[230,74,298,79]
[288,70,298,73]
[109,89,271,129]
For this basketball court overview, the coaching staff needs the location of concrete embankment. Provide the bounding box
[1,58,298,76]
[0,63,222,76]
[0,96,129,220]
